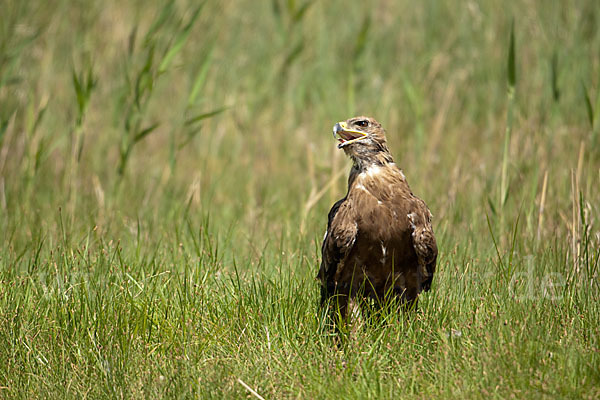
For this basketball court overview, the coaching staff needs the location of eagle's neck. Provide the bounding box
[348,150,395,186]
[349,150,394,172]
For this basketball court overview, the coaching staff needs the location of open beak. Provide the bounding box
[333,121,368,148]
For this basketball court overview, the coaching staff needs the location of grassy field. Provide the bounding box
[1,0,599,398]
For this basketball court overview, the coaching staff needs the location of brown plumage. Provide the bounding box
[318,116,437,317]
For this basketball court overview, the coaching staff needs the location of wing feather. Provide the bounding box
[318,197,358,305]
[407,200,438,291]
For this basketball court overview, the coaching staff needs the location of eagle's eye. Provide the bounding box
[355,120,369,128]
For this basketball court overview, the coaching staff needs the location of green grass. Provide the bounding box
[1,0,599,398]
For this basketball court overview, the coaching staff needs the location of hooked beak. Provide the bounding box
[333,121,368,148]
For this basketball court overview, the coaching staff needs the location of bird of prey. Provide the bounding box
[318,116,437,318]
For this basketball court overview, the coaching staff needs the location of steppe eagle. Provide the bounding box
[318,116,437,318]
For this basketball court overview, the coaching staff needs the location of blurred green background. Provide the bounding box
[0,0,599,398]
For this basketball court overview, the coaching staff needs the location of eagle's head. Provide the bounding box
[333,116,391,165]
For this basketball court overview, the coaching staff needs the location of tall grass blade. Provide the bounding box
[72,65,96,123]
[551,51,560,102]
[500,19,516,214]
[144,1,175,44]
[581,81,594,129]
[187,45,214,107]
[128,25,138,55]
[282,41,304,70]
[485,210,507,281]
[507,20,516,88]
[271,0,281,19]
[158,2,205,74]
[0,119,8,143]
[134,46,156,109]
[134,122,160,143]
[353,15,371,61]
[292,0,314,22]
[72,70,84,111]
[184,107,228,126]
